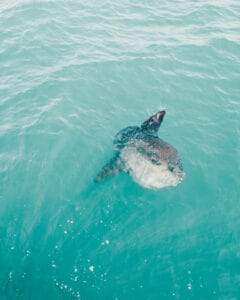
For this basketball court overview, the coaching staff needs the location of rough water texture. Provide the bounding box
[0,0,239,299]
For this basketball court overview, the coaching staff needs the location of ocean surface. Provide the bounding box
[0,0,239,299]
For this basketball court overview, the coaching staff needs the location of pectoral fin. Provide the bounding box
[95,155,122,182]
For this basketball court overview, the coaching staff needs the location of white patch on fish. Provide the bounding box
[121,146,185,189]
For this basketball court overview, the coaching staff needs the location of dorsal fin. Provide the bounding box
[141,110,166,133]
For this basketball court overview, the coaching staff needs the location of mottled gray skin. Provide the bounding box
[95,111,183,182]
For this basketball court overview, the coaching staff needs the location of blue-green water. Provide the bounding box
[0,0,239,299]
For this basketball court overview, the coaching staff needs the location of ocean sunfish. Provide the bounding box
[95,110,185,189]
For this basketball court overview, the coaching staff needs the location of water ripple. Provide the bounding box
[0,1,240,299]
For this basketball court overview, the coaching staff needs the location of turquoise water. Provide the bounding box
[0,0,239,299]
